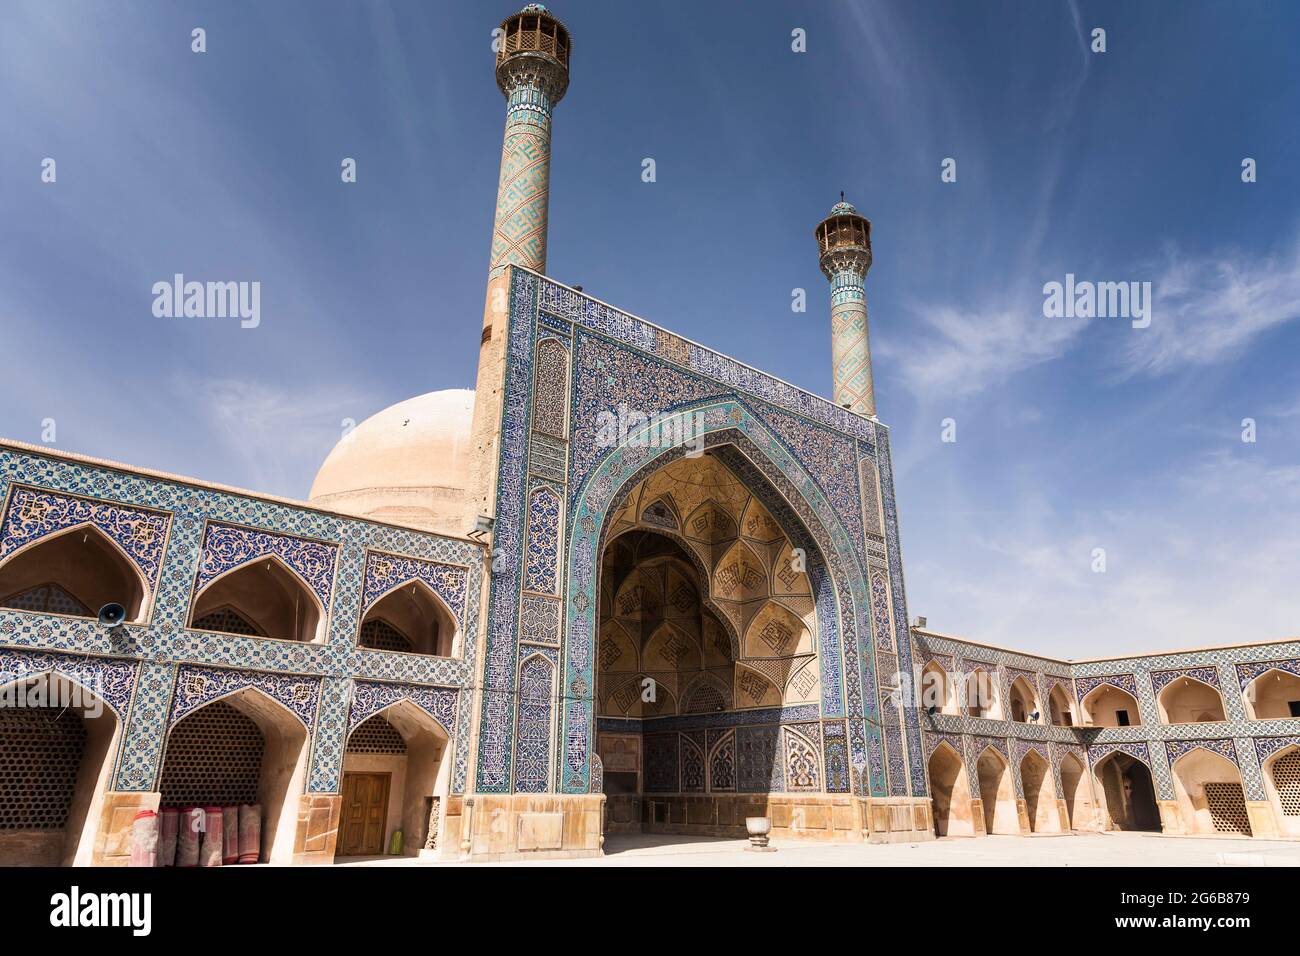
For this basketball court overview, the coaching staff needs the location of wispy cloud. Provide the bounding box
[881,294,1086,398]
[175,376,377,498]
[1116,235,1300,377]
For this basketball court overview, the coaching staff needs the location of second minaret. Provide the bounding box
[816,199,876,417]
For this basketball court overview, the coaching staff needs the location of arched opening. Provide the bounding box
[1170,749,1252,836]
[1094,753,1160,831]
[1008,677,1040,724]
[920,662,958,715]
[190,557,323,643]
[0,525,148,622]
[1059,753,1096,830]
[0,674,120,866]
[1019,749,1061,833]
[337,702,450,858]
[1157,677,1226,724]
[1262,745,1300,837]
[1048,684,1075,726]
[975,748,1018,834]
[928,743,974,837]
[965,668,1001,720]
[1080,683,1141,727]
[357,581,457,657]
[1243,668,1300,720]
[593,451,824,840]
[157,689,309,864]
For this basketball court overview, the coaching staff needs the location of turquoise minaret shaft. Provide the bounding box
[816,199,875,416]
[469,4,571,520]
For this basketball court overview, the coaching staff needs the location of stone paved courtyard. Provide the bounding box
[328,832,1300,867]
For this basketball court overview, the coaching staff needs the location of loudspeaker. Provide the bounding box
[97,603,127,628]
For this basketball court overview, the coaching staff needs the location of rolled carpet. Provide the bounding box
[158,808,179,867]
[129,809,157,868]
[237,804,262,864]
[199,806,224,866]
[222,805,239,864]
[175,807,201,867]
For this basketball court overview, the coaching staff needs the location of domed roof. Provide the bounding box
[829,200,858,216]
[309,389,477,537]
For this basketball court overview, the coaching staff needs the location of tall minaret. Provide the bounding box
[815,197,876,417]
[469,4,571,520]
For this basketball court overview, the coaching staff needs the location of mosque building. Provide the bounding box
[1,4,1298,865]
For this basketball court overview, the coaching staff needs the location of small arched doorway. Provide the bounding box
[975,748,1018,834]
[0,674,120,866]
[0,525,148,622]
[338,702,449,857]
[928,742,974,837]
[1019,749,1061,833]
[158,689,309,864]
[1094,752,1160,831]
[1170,748,1252,836]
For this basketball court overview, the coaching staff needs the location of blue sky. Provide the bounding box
[2,1,1298,657]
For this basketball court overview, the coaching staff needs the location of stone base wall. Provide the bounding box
[606,793,935,844]
[90,790,160,866]
[451,793,605,861]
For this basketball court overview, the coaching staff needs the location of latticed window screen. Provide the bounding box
[0,583,91,617]
[192,606,263,636]
[0,707,87,829]
[683,684,726,714]
[1203,782,1252,835]
[1271,750,1300,816]
[359,618,413,653]
[346,715,407,754]
[158,701,264,806]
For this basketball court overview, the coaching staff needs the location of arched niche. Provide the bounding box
[1059,753,1096,830]
[1080,683,1141,727]
[157,688,310,864]
[1008,676,1041,723]
[190,555,324,643]
[1169,749,1252,836]
[0,525,148,622]
[920,662,959,716]
[965,668,1002,720]
[1019,749,1061,833]
[1243,668,1300,720]
[1048,683,1075,726]
[1093,752,1160,831]
[358,580,457,657]
[337,701,451,858]
[928,742,974,837]
[1157,676,1226,724]
[1262,745,1300,837]
[975,748,1018,834]
[0,673,121,866]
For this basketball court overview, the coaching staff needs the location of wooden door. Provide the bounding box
[339,772,391,856]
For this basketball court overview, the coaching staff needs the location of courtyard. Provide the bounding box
[329,832,1300,868]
